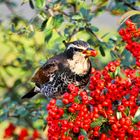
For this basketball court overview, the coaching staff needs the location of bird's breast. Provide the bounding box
[67,58,90,76]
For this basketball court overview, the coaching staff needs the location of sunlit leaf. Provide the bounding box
[35,0,46,9]
[116,111,122,120]
[135,70,140,77]
[115,66,120,76]
[119,10,140,26]
[72,14,82,20]
[133,107,140,123]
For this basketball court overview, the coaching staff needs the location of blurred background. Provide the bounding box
[0,0,140,139]
[0,0,120,32]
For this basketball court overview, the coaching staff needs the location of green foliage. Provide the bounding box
[91,117,107,128]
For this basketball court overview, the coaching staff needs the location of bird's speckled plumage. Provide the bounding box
[22,40,93,99]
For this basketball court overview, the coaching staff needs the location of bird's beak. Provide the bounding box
[82,48,97,57]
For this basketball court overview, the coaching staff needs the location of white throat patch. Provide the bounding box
[67,52,90,75]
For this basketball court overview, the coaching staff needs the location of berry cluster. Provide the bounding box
[4,123,16,139]
[119,19,140,66]
[46,60,140,139]
[3,123,40,140]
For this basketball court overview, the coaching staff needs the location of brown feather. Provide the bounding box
[32,61,59,85]
[31,53,68,85]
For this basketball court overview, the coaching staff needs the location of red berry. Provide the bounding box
[78,135,85,140]
[118,105,125,112]
[62,98,69,104]
[73,126,79,133]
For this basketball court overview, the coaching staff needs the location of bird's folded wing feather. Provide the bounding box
[31,59,60,85]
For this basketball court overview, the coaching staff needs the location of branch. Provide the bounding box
[85,27,102,42]
[124,2,140,11]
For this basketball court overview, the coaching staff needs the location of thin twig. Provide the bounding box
[5,0,17,16]
[124,1,140,11]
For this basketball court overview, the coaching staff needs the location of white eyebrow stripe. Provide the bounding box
[67,44,87,50]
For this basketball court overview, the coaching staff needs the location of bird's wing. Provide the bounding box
[31,54,67,85]
[31,59,60,85]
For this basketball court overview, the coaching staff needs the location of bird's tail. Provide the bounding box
[21,87,38,99]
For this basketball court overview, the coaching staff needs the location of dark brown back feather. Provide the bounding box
[31,53,68,85]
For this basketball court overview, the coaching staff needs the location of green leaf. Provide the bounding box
[80,8,89,18]
[13,79,21,87]
[125,107,130,116]
[119,10,140,26]
[80,129,87,136]
[99,46,105,57]
[116,111,122,120]
[62,113,69,120]
[91,117,107,128]
[90,26,99,32]
[0,113,8,122]
[101,32,110,39]
[1,97,11,105]
[35,0,46,9]
[74,96,80,103]
[15,107,29,117]
[109,36,118,42]
[91,120,103,128]
[115,66,120,76]
[53,15,64,28]
[41,19,48,31]
[29,0,34,9]
[135,70,140,77]
[133,107,140,123]
[44,29,52,42]
[72,14,82,20]
[110,50,118,59]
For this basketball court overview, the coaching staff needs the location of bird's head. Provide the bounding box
[64,40,97,59]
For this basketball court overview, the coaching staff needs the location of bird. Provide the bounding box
[21,40,97,99]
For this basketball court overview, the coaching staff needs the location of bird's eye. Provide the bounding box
[74,48,83,52]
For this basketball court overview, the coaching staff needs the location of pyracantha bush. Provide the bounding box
[47,65,140,140]
[3,123,40,140]
[3,20,140,140]
[46,20,140,140]
[119,19,140,66]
